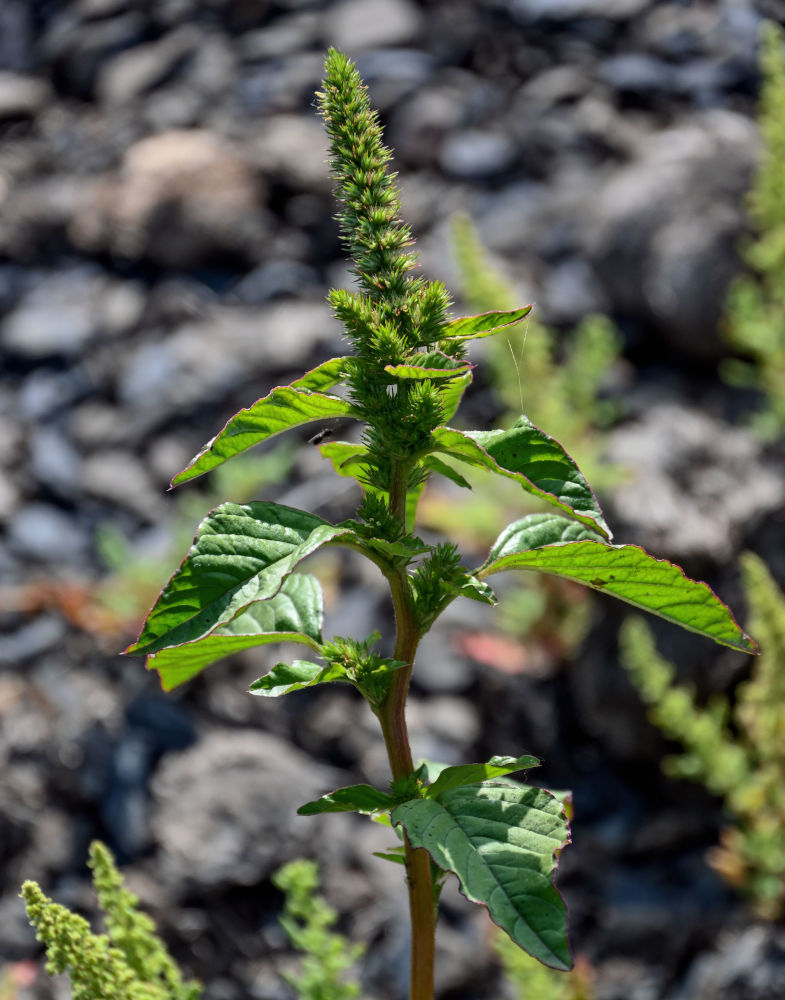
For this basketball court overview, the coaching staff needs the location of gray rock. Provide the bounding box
[239,14,320,62]
[16,368,85,421]
[389,85,467,169]
[150,730,344,893]
[0,0,33,72]
[0,72,51,121]
[411,630,475,694]
[0,616,67,666]
[68,402,133,450]
[249,114,330,193]
[0,474,19,523]
[439,129,518,180]
[39,10,148,99]
[7,503,88,562]
[639,4,718,61]
[231,260,320,304]
[121,301,339,415]
[2,271,99,360]
[673,57,752,106]
[418,695,480,750]
[354,49,436,110]
[30,427,82,499]
[587,111,757,360]
[116,342,181,411]
[69,130,265,268]
[100,280,146,337]
[517,64,591,110]
[236,52,324,116]
[512,0,649,22]
[3,271,141,363]
[80,450,166,520]
[606,401,785,562]
[538,256,608,325]
[324,0,424,54]
[599,54,675,100]
[674,925,785,1000]
[96,26,201,106]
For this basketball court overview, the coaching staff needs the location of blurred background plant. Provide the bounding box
[450,214,623,488]
[272,860,363,1000]
[494,930,594,1000]
[723,21,785,440]
[21,842,202,999]
[418,217,626,657]
[272,858,597,1000]
[619,552,785,918]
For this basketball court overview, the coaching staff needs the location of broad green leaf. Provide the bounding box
[394,783,571,970]
[290,356,351,391]
[431,416,610,539]
[250,659,346,697]
[385,352,472,380]
[298,784,396,815]
[440,306,533,340]
[439,370,472,423]
[147,573,324,691]
[172,386,359,486]
[125,502,353,656]
[423,455,472,490]
[425,755,540,800]
[480,534,757,653]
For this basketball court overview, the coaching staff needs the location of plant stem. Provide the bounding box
[377,459,435,1000]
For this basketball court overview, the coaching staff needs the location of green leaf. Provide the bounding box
[364,536,430,561]
[439,370,472,423]
[440,306,533,340]
[405,480,426,533]
[425,755,540,800]
[431,416,610,539]
[454,572,497,605]
[172,386,359,487]
[384,352,472,380]
[393,783,571,970]
[373,849,407,866]
[480,531,757,653]
[125,502,354,657]
[319,441,372,483]
[250,659,346,697]
[147,574,324,692]
[290,356,350,391]
[423,455,472,490]
[298,784,396,815]
[487,513,606,551]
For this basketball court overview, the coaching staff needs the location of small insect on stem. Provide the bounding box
[308,427,334,446]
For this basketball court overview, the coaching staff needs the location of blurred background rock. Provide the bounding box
[2,2,785,998]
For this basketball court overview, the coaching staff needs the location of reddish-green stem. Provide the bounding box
[377,461,435,1000]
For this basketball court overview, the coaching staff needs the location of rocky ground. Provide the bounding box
[2,1,785,998]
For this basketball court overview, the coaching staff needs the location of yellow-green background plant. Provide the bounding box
[21,842,202,1000]
[273,860,363,1000]
[619,552,785,918]
[723,22,785,440]
[495,931,594,1000]
[419,217,624,654]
